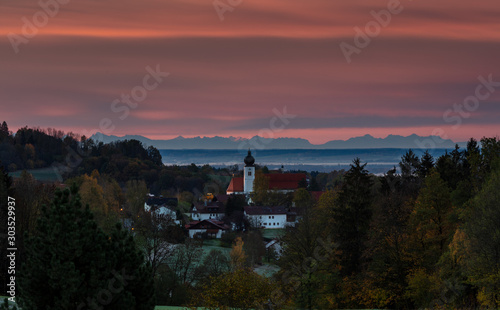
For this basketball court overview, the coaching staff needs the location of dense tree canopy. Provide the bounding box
[17,185,154,310]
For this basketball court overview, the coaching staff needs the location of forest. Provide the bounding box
[0,122,499,309]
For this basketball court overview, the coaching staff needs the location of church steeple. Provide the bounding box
[244,149,255,167]
[243,149,255,193]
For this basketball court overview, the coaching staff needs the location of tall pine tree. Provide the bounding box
[17,185,154,310]
[333,158,373,275]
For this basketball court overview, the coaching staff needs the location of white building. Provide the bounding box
[185,219,229,238]
[191,200,225,221]
[144,196,181,225]
[244,206,296,229]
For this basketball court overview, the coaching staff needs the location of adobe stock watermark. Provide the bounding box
[340,0,407,64]
[76,268,135,310]
[415,74,500,150]
[237,106,296,155]
[213,0,243,21]
[51,65,169,181]
[8,0,70,54]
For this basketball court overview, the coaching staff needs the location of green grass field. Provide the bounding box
[201,239,231,257]
[261,228,285,239]
[9,167,62,182]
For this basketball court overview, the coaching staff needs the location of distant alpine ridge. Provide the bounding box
[90,133,465,150]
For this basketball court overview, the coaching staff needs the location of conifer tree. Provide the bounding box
[17,185,154,310]
[333,158,373,275]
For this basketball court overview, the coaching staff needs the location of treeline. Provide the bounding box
[0,122,80,171]
[276,137,500,309]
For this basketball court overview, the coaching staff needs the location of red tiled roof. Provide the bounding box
[267,173,306,190]
[193,201,225,214]
[216,194,229,203]
[227,177,244,192]
[226,173,307,193]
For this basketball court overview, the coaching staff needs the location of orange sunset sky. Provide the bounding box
[1,0,499,144]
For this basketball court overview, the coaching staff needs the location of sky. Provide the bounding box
[1,0,499,144]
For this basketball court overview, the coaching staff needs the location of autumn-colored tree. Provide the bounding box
[293,188,313,212]
[77,173,115,231]
[243,230,266,266]
[230,237,246,270]
[278,203,339,309]
[126,179,148,216]
[408,170,454,269]
[461,166,500,308]
[252,170,269,205]
[405,171,456,307]
[192,268,275,310]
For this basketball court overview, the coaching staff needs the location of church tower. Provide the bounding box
[243,150,255,193]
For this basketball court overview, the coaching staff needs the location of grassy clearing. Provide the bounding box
[261,228,285,240]
[201,239,231,257]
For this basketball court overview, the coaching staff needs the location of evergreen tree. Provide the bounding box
[17,185,154,310]
[418,150,434,179]
[333,158,373,275]
[308,176,320,191]
[399,149,422,197]
[0,121,8,141]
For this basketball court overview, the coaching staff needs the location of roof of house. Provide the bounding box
[244,206,289,215]
[192,201,225,214]
[216,194,229,203]
[227,173,307,193]
[185,219,229,230]
[310,191,326,201]
[268,173,307,190]
[227,177,244,192]
[146,196,178,207]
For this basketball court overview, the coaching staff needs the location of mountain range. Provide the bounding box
[90,133,466,150]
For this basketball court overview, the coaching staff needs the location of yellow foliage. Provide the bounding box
[230,237,246,270]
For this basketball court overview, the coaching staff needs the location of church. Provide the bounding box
[226,150,307,195]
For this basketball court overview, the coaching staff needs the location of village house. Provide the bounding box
[244,205,297,229]
[185,219,230,238]
[144,195,181,225]
[190,199,225,221]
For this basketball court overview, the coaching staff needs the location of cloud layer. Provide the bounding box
[1,0,499,143]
